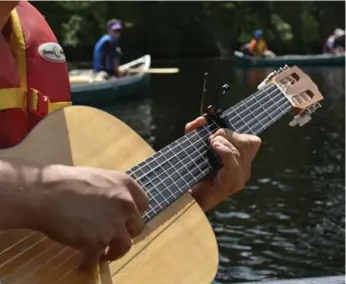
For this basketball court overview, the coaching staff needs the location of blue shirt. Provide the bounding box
[92,35,119,72]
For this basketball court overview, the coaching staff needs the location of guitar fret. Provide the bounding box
[141,127,220,221]
[268,93,290,115]
[188,139,212,173]
[264,87,288,112]
[230,106,255,134]
[251,89,285,133]
[252,92,275,133]
[146,161,213,218]
[166,144,196,188]
[129,81,297,223]
[222,84,293,135]
[230,85,280,132]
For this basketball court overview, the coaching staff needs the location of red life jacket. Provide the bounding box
[0,1,71,149]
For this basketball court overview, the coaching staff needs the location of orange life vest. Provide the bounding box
[248,39,267,56]
[0,1,71,149]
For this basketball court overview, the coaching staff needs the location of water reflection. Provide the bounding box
[105,61,345,283]
[101,97,156,147]
[212,66,345,283]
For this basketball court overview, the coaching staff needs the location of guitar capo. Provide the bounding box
[199,72,230,128]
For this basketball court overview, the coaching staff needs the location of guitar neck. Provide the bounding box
[126,83,292,222]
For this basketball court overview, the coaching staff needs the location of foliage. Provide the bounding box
[31,1,345,59]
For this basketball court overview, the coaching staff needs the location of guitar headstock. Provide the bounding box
[257,65,324,127]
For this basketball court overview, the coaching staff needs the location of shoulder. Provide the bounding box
[96,35,112,45]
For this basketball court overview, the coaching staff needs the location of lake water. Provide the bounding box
[102,59,345,283]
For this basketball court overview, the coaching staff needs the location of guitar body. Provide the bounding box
[0,106,219,284]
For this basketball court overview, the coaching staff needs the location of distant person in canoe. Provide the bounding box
[323,28,345,54]
[92,19,126,78]
[240,29,276,58]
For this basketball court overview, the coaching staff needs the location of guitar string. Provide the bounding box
[16,250,79,284]
[47,102,294,284]
[0,86,289,280]
[1,125,221,283]
[0,128,219,282]
[0,232,37,256]
[0,86,286,263]
[3,91,292,283]
[12,248,73,284]
[128,89,288,188]
[142,96,290,217]
[127,84,279,179]
[127,85,284,182]
[0,85,290,280]
[2,244,68,283]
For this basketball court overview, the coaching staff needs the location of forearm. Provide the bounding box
[113,60,121,77]
[0,159,42,230]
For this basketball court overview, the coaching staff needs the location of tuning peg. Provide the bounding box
[289,113,312,127]
[277,65,289,74]
[306,102,322,115]
[312,102,322,111]
[257,70,278,90]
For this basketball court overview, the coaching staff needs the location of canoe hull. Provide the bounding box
[233,51,346,67]
[71,73,150,106]
[69,55,151,106]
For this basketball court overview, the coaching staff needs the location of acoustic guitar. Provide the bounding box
[0,66,323,284]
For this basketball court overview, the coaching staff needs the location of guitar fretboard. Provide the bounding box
[126,83,292,222]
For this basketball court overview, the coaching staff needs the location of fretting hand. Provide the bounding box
[185,116,262,211]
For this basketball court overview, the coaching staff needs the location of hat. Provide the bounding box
[254,29,263,39]
[107,19,122,31]
[334,28,345,37]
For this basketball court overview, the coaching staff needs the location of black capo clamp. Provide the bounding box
[199,72,230,128]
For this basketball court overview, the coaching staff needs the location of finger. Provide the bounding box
[185,116,207,134]
[126,177,148,213]
[210,136,241,170]
[126,208,145,238]
[104,228,132,261]
[80,246,103,272]
[117,190,145,238]
[211,129,262,161]
[210,136,246,190]
[212,131,251,172]
[211,132,255,182]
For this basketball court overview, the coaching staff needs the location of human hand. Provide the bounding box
[185,117,262,211]
[35,165,148,269]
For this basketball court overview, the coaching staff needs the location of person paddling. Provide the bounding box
[92,19,126,78]
[240,29,276,58]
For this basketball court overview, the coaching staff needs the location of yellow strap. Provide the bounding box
[2,10,71,115]
[8,7,27,92]
[0,88,71,113]
[48,101,72,113]
[0,88,25,111]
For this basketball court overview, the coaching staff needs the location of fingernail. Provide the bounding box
[185,122,191,129]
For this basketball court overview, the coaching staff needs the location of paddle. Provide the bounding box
[126,67,180,74]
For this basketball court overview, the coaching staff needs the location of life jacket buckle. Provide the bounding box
[28,88,49,117]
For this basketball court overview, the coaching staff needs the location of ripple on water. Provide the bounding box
[214,211,251,220]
